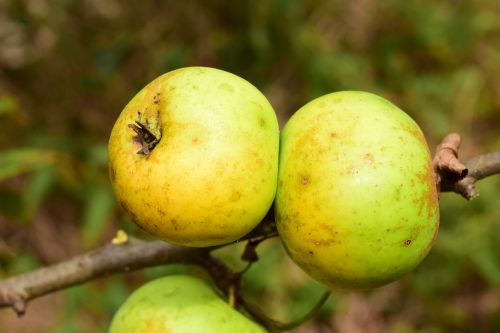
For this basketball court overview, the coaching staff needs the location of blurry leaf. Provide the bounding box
[0,189,24,218]
[86,144,108,167]
[10,252,40,274]
[157,46,189,73]
[93,39,131,76]
[22,166,56,221]
[470,244,500,287]
[51,319,78,333]
[101,278,131,312]
[287,281,330,320]
[0,95,17,116]
[412,250,463,295]
[0,148,58,181]
[145,264,198,280]
[243,240,285,294]
[81,185,115,247]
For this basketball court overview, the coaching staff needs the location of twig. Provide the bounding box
[202,255,330,332]
[434,133,500,199]
[0,225,279,317]
[0,238,208,316]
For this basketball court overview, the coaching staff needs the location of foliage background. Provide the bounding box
[0,0,499,332]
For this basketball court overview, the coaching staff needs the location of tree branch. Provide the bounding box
[434,133,500,199]
[0,238,208,316]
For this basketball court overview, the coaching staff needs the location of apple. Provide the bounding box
[109,275,268,333]
[108,67,279,247]
[275,91,439,289]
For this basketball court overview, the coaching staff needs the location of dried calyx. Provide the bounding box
[128,112,161,156]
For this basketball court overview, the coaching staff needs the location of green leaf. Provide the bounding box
[0,189,24,218]
[470,244,500,287]
[81,185,115,247]
[22,166,56,221]
[0,148,57,181]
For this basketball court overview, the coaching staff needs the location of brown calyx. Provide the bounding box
[128,112,161,156]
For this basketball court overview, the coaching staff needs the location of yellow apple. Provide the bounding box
[276,91,439,289]
[108,67,279,246]
[109,275,268,333]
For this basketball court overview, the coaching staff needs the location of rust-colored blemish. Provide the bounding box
[171,218,180,231]
[258,116,266,128]
[404,239,412,246]
[394,186,402,201]
[363,153,374,164]
[415,161,439,220]
[230,191,242,202]
[301,176,309,185]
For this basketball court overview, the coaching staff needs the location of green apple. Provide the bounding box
[108,67,279,247]
[276,91,439,289]
[109,275,267,333]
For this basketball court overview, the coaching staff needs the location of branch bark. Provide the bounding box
[0,238,208,315]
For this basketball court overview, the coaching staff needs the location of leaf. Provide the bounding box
[22,166,56,221]
[0,148,57,181]
[81,185,115,248]
[470,243,500,287]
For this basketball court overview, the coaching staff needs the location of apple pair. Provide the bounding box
[108,67,439,290]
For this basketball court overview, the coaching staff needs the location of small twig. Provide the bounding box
[203,255,330,332]
[454,151,500,199]
[433,133,468,193]
[434,133,500,199]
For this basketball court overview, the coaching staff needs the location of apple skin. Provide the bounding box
[109,275,268,333]
[108,67,279,247]
[275,91,439,289]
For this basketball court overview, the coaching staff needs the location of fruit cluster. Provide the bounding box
[108,67,439,332]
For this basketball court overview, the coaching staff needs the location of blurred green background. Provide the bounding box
[0,0,499,332]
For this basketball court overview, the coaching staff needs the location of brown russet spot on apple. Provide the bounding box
[230,191,242,202]
[258,116,266,128]
[363,153,374,164]
[415,163,438,219]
